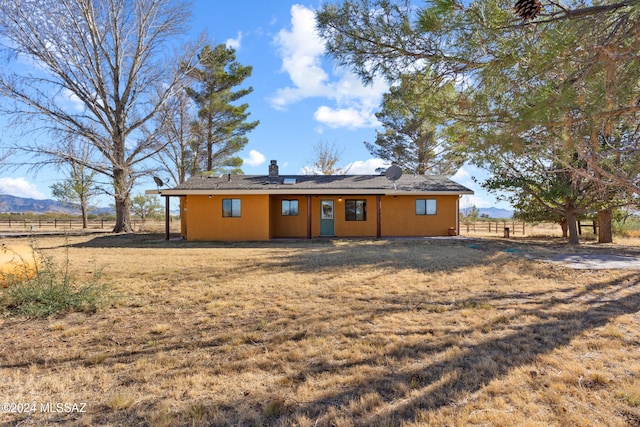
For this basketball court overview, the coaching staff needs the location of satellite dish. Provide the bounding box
[153,176,164,187]
[385,165,403,181]
[385,165,402,191]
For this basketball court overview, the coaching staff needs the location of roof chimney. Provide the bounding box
[269,160,279,177]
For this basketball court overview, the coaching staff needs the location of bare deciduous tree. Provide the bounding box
[153,78,197,187]
[305,141,349,175]
[0,0,198,232]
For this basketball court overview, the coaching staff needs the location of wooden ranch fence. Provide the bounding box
[461,220,601,238]
[462,220,527,237]
[0,218,173,232]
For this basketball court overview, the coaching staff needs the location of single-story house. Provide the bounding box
[148,161,473,241]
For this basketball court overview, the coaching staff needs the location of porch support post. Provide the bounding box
[376,195,382,239]
[456,196,460,236]
[307,195,312,239]
[164,195,170,240]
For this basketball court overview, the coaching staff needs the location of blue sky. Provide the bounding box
[0,1,507,210]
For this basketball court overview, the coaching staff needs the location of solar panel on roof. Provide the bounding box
[283,178,296,185]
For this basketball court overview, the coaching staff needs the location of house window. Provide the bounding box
[345,199,367,221]
[282,199,299,216]
[222,198,241,217]
[416,199,437,215]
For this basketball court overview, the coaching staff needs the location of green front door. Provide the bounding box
[320,200,334,236]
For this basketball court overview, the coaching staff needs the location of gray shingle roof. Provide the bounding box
[156,174,473,196]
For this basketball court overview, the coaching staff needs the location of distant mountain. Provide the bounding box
[0,195,75,214]
[0,195,113,215]
[461,206,514,219]
[479,207,513,219]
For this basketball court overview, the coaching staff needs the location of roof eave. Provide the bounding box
[150,189,474,196]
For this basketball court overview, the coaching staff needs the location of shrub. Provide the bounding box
[1,242,112,317]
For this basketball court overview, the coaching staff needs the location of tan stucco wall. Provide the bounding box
[269,195,309,238]
[380,195,458,236]
[179,193,460,240]
[314,196,378,238]
[184,194,270,241]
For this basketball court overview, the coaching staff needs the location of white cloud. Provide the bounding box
[344,158,390,174]
[459,194,493,209]
[271,5,388,129]
[299,165,318,175]
[0,177,46,199]
[57,88,84,112]
[451,164,480,189]
[299,158,389,175]
[453,165,514,209]
[313,106,379,129]
[226,31,243,50]
[243,149,266,167]
[452,167,471,181]
[271,5,328,109]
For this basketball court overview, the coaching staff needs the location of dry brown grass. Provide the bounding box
[1,234,639,426]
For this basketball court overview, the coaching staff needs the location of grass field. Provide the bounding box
[1,234,639,426]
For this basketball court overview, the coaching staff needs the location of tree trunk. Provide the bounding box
[206,140,213,171]
[113,195,133,233]
[566,210,579,245]
[559,218,568,238]
[80,203,88,229]
[597,207,613,243]
[112,168,133,233]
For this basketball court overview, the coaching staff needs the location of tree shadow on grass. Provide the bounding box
[6,278,637,426]
[219,273,640,426]
[68,232,337,249]
[69,234,504,280]
[109,270,636,426]
[3,274,638,426]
